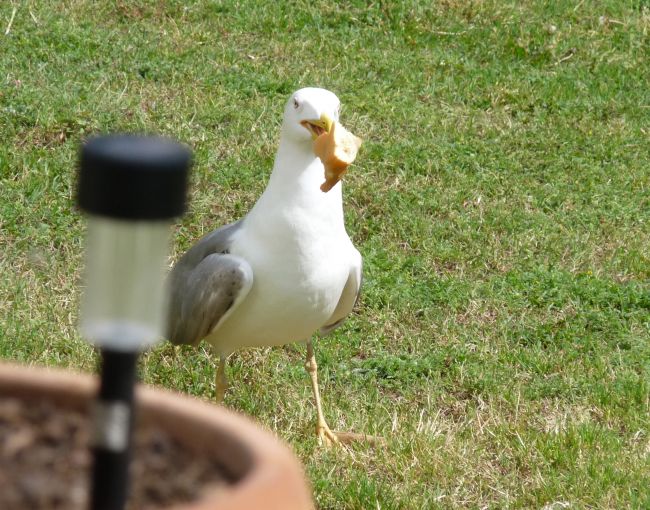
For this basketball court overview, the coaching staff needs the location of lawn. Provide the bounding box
[1,1,649,508]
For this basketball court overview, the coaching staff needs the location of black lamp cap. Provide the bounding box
[78,134,191,220]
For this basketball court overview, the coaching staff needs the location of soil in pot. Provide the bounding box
[0,397,233,509]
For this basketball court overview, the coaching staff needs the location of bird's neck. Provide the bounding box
[261,135,345,215]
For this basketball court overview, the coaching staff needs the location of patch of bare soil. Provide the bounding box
[0,398,231,509]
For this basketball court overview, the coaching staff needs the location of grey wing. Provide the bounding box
[167,221,253,346]
[320,249,362,335]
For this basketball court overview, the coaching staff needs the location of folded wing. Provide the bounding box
[167,221,253,346]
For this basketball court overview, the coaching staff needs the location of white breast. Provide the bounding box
[206,212,350,352]
[203,133,355,354]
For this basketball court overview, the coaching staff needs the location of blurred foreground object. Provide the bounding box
[78,134,191,510]
[0,363,314,510]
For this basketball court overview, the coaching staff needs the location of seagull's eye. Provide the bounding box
[293,99,300,109]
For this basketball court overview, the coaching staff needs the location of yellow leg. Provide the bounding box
[305,339,339,446]
[215,355,228,404]
[305,340,384,446]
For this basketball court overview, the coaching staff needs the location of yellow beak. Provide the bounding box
[301,113,334,140]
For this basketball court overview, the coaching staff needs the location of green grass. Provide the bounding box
[1,1,649,508]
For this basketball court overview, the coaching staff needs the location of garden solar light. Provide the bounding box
[77,134,191,510]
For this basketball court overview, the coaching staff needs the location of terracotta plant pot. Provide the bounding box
[0,362,313,510]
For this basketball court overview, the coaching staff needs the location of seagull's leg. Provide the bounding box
[305,339,340,446]
[305,340,385,447]
[215,354,228,404]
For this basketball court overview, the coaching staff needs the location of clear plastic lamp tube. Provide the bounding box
[80,217,170,352]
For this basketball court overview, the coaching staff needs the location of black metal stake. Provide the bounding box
[90,349,138,510]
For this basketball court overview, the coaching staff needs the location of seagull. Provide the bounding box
[167,87,365,445]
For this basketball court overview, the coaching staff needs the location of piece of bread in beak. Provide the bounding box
[313,121,362,192]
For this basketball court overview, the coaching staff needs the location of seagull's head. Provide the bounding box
[281,87,341,144]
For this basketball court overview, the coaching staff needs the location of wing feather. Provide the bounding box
[320,249,362,335]
[167,221,253,346]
